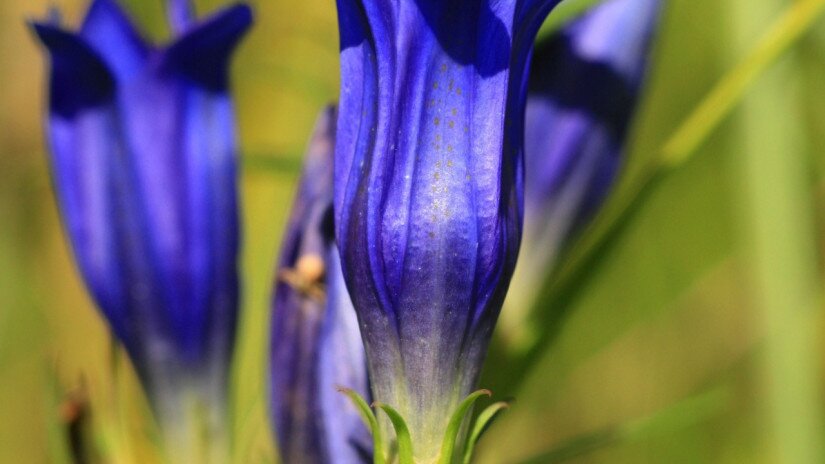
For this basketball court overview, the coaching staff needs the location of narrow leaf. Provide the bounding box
[337,387,386,464]
[374,402,414,464]
[462,401,510,464]
[438,389,492,464]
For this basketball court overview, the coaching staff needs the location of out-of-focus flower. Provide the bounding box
[31,0,251,453]
[333,0,563,459]
[270,107,371,464]
[500,0,662,348]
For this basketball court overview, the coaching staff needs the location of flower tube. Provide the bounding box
[500,0,662,348]
[31,0,251,457]
[333,0,564,459]
[270,107,371,464]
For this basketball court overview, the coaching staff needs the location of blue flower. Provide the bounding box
[30,0,251,435]
[270,107,371,464]
[333,0,563,458]
[501,0,662,344]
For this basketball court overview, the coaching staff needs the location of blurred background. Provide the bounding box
[1,0,825,462]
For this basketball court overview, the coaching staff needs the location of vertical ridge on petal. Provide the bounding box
[80,0,149,81]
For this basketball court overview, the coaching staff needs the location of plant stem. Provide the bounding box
[158,387,230,464]
[732,0,825,461]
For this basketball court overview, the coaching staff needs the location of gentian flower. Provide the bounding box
[500,0,662,347]
[333,0,565,459]
[31,0,251,456]
[270,106,371,463]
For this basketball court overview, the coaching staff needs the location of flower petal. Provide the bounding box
[107,5,251,368]
[31,23,169,373]
[163,3,253,92]
[31,23,115,117]
[80,0,150,82]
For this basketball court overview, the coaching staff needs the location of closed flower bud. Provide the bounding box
[333,0,564,459]
[31,0,251,457]
[270,106,371,463]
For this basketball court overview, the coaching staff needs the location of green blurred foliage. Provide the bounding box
[1,0,824,463]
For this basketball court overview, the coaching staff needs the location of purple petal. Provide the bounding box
[31,22,170,379]
[114,73,239,368]
[103,5,250,370]
[163,3,253,92]
[80,0,150,82]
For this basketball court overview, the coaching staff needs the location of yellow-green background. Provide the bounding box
[2,0,825,462]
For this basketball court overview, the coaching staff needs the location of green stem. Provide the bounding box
[438,390,491,464]
[157,388,230,464]
[732,0,825,461]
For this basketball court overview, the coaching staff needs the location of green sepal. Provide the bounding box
[374,402,415,464]
[337,387,386,464]
[462,401,510,464]
[437,389,492,464]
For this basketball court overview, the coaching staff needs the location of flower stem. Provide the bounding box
[157,388,230,464]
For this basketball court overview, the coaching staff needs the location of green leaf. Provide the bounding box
[462,401,509,464]
[438,389,492,464]
[374,402,415,464]
[337,387,386,464]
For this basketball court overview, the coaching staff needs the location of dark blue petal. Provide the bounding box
[270,107,370,463]
[333,0,561,458]
[80,0,150,82]
[163,3,253,92]
[31,23,115,117]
